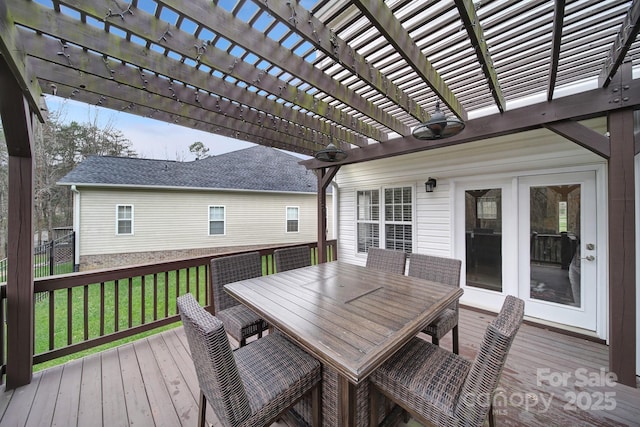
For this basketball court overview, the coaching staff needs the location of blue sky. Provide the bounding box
[46,96,257,161]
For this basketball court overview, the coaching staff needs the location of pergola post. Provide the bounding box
[316,166,340,263]
[607,65,636,387]
[0,56,36,388]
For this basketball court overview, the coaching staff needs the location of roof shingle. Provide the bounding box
[58,146,319,193]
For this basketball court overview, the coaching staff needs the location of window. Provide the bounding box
[357,190,379,253]
[356,186,413,254]
[116,205,133,235]
[384,187,413,253]
[209,206,225,235]
[477,197,498,219]
[286,207,299,232]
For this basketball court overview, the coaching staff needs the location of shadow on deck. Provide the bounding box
[0,307,638,426]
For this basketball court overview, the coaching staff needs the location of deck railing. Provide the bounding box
[0,241,336,381]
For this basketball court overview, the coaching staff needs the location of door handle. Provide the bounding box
[581,255,595,261]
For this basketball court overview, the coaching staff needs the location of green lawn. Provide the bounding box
[34,266,207,371]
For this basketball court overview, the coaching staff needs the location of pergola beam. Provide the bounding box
[547,0,565,101]
[0,0,44,123]
[18,31,367,150]
[13,0,383,144]
[351,0,466,121]
[40,78,319,156]
[454,0,505,112]
[543,120,610,158]
[302,76,640,168]
[598,0,640,88]
[256,0,430,123]
[153,0,409,136]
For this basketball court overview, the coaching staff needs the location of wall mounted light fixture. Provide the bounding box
[425,177,437,192]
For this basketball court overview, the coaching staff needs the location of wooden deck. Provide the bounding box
[1,307,638,427]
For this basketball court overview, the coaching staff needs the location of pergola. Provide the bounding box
[0,0,639,388]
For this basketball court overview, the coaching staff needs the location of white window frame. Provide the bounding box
[355,185,415,254]
[208,205,226,236]
[356,189,380,253]
[116,204,134,235]
[286,206,299,233]
[382,185,414,253]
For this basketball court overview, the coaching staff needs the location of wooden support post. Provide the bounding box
[316,166,340,264]
[607,82,636,386]
[317,169,327,264]
[0,56,36,388]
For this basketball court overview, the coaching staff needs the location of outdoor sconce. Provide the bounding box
[425,178,437,192]
[412,101,465,140]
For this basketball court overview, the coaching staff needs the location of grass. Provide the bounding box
[33,266,208,371]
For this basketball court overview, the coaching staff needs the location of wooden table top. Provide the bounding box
[224,261,463,384]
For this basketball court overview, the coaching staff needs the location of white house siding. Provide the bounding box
[336,118,606,266]
[76,187,332,257]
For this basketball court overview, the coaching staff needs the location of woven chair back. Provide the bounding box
[177,293,252,426]
[365,248,407,275]
[274,246,312,272]
[210,251,262,313]
[407,254,461,287]
[455,295,524,425]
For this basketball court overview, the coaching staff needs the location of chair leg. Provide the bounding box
[240,337,247,347]
[198,391,207,427]
[369,385,380,427]
[452,325,459,354]
[311,382,322,427]
[432,336,439,346]
[488,403,495,427]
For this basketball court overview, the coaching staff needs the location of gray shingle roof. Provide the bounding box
[58,145,319,193]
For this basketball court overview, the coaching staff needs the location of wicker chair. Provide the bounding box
[177,293,322,427]
[365,248,407,275]
[407,254,462,353]
[274,245,312,272]
[370,295,524,427]
[210,252,268,347]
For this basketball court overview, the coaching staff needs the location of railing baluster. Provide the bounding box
[128,278,133,329]
[67,288,72,345]
[186,267,190,295]
[99,282,105,337]
[164,271,169,318]
[83,285,89,341]
[175,269,180,313]
[153,274,158,321]
[195,266,200,304]
[114,279,119,332]
[48,291,55,350]
[141,275,146,325]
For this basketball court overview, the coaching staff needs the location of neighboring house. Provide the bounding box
[58,145,332,270]
[333,117,612,341]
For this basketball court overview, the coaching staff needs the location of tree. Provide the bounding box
[32,108,137,244]
[189,141,210,160]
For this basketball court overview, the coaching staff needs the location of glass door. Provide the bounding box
[518,172,598,330]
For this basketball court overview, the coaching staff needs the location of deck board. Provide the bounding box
[1,307,638,427]
[51,359,83,427]
[77,353,103,426]
[119,344,154,427]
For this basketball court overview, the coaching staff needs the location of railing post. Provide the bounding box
[49,240,55,276]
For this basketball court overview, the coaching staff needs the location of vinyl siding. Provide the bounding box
[335,118,606,265]
[77,188,332,256]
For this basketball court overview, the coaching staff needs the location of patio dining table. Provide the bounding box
[224,260,463,427]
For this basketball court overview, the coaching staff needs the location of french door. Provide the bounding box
[456,171,601,332]
[518,172,598,330]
